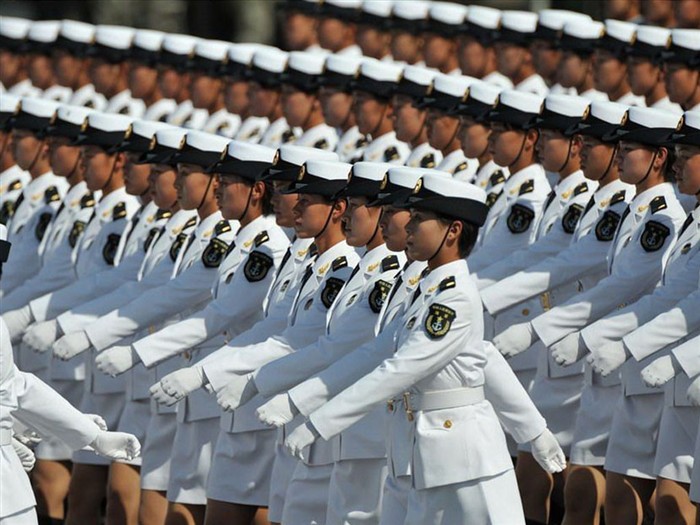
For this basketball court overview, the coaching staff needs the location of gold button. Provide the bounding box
[443,420,452,429]
[522,308,530,316]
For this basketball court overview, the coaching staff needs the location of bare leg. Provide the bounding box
[204,499,270,525]
[655,477,696,525]
[516,451,565,523]
[65,464,109,525]
[33,459,72,520]
[605,471,656,525]
[139,490,169,525]
[562,464,606,525]
[105,463,141,525]
[165,502,207,525]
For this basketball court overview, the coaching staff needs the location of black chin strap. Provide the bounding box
[369,102,389,139]
[26,137,46,174]
[636,148,659,187]
[409,111,428,146]
[312,202,337,238]
[300,96,316,131]
[365,207,383,247]
[428,224,452,263]
[66,149,83,180]
[508,129,536,169]
[236,184,255,222]
[556,136,574,174]
[100,154,119,192]
[197,174,214,211]
[601,143,619,179]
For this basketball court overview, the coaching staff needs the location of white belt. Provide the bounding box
[389,386,485,421]
[0,428,12,446]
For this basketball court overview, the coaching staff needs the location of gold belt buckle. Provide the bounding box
[387,399,395,412]
[402,392,414,422]
[539,291,551,311]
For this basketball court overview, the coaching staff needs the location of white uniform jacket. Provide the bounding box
[404,142,442,170]
[0,164,29,226]
[202,108,241,138]
[294,122,339,152]
[68,83,107,111]
[437,149,478,182]
[105,89,146,117]
[359,131,410,165]
[259,117,297,149]
[234,116,269,143]
[335,126,368,163]
[142,98,177,122]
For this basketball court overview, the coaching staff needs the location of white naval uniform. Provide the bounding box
[142,98,177,122]
[530,183,686,478]
[295,122,340,152]
[253,245,404,524]
[436,149,479,182]
[0,320,102,525]
[335,126,368,163]
[7,79,41,98]
[471,160,508,198]
[482,70,513,90]
[651,96,683,114]
[469,163,551,272]
[202,108,241,138]
[514,74,549,97]
[0,165,30,229]
[360,131,410,165]
[403,142,442,169]
[105,89,146,117]
[167,100,207,128]
[1,172,68,297]
[234,116,269,143]
[579,88,609,102]
[202,237,313,507]
[203,241,359,523]
[308,259,524,525]
[674,332,700,502]
[41,84,73,104]
[68,83,108,111]
[259,116,297,149]
[614,91,646,107]
[549,83,576,96]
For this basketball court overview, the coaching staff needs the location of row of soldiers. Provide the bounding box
[0,2,699,525]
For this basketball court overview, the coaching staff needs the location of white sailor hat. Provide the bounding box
[464,5,501,44]
[416,73,475,112]
[535,94,590,132]
[395,65,437,100]
[73,112,134,151]
[0,93,19,130]
[498,11,539,47]
[455,80,502,121]
[283,159,352,197]
[371,166,449,206]
[359,0,393,28]
[424,2,468,36]
[604,106,682,147]
[226,42,268,77]
[45,105,94,139]
[161,33,200,71]
[56,20,95,56]
[399,173,489,226]
[318,0,362,22]
[139,127,188,165]
[170,130,231,167]
[88,25,135,62]
[534,9,591,42]
[249,48,289,87]
[630,25,671,63]
[263,144,339,182]
[389,0,430,34]
[560,20,605,56]
[8,97,60,136]
[662,29,700,67]
[25,20,61,54]
[190,39,230,76]
[130,29,165,65]
[565,100,628,141]
[283,51,329,92]
[672,111,700,147]
[595,19,638,58]
[0,16,30,51]
[118,120,174,154]
[320,54,362,90]
[486,89,544,127]
[352,57,403,98]
[210,141,277,179]
[338,161,392,198]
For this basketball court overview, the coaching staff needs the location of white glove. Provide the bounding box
[284,421,319,461]
[3,306,34,343]
[12,438,36,471]
[687,376,700,406]
[256,393,299,428]
[85,413,108,431]
[22,320,61,353]
[492,322,538,358]
[641,355,680,388]
[90,431,141,461]
[155,367,207,405]
[95,345,140,377]
[530,428,566,473]
[588,340,628,377]
[216,373,259,412]
[53,331,92,361]
[149,381,180,407]
[550,332,588,367]
[13,429,42,448]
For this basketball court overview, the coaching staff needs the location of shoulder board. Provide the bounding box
[573,182,588,196]
[254,230,270,247]
[381,254,400,272]
[183,216,197,229]
[331,256,348,272]
[438,276,456,291]
[35,212,53,241]
[489,170,506,186]
[313,138,329,150]
[282,129,296,143]
[84,99,95,109]
[383,145,399,162]
[103,233,121,265]
[355,136,369,148]
[68,220,86,248]
[650,195,667,214]
[155,208,172,221]
[215,220,232,236]
[216,121,231,133]
[419,152,435,168]
[486,190,501,208]
[609,190,626,206]
[309,243,319,257]
[118,105,130,115]
[44,186,60,204]
[454,161,469,173]
[80,192,96,208]
[112,202,127,220]
[518,179,534,196]
[0,201,15,223]
[9,179,23,191]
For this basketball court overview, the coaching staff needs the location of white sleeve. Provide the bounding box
[672,333,700,378]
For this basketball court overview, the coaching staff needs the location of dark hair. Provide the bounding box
[439,217,479,258]
[261,180,274,215]
[661,146,677,183]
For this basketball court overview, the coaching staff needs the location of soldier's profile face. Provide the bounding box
[392,94,427,144]
[616,141,660,185]
[52,49,81,87]
[593,50,627,94]
[215,175,250,220]
[673,145,700,195]
[10,129,42,171]
[405,208,446,262]
[0,50,22,86]
[81,145,115,191]
[249,81,278,118]
[343,196,381,248]
[426,108,459,151]
[423,33,454,70]
[458,117,491,160]
[559,51,589,90]
[581,135,615,181]
[293,192,336,238]
[190,72,222,110]
[663,62,699,106]
[128,61,159,100]
[271,181,298,228]
[28,52,55,91]
[281,85,316,128]
[457,35,488,78]
[494,42,526,78]
[89,58,121,95]
[175,163,213,210]
[538,128,571,173]
[47,136,80,178]
[124,152,151,197]
[390,30,422,65]
[379,205,410,252]
[149,164,178,210]
[320,86,353,128]
[489,122,524,167]
[627,57,659,98]
[352,90,387,136]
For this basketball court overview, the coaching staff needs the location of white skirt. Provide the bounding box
[114,398,151,466]
[166,417,219,505]
[281,462,333,525]
[140,411,178,492]
[72,391,124,466]
[404,468,524,525]
[518,373,583,456]
[605,393,664,480]
[268,434,301,523]
[326,458,387,525]
[570,382,622,466]
[206,428,277,506]
[654,405,698,483]
[0,506,38,525]
[379,475,411,525]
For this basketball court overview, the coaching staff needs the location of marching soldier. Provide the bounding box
[0,94,30,227]
[23,21,72,104]
[130,30,178,123]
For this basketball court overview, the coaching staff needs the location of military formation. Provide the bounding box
[0,1,699,524]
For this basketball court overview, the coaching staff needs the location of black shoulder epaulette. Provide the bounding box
[420,153,436,168]
[44,186,60,204]
[80,192,96,209]
[254,230,270,247]
[355,136,369,148]
[314,138,329,150]
[282,129,296,143]
[519,179,534,196]
[215,220,231,236]
[454,161,469,173]
[9,179,23,191]
[650,195,667,214]
[383,146,399,162]
[156,208,172,220]
[439,276,456,291]
[183,216,197,229]
[609,190,626,206]
[573,182,588,196]
[331,256,348,271]
[381,254,400,272]
[112,202,127,220]
[489,170,506,186]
